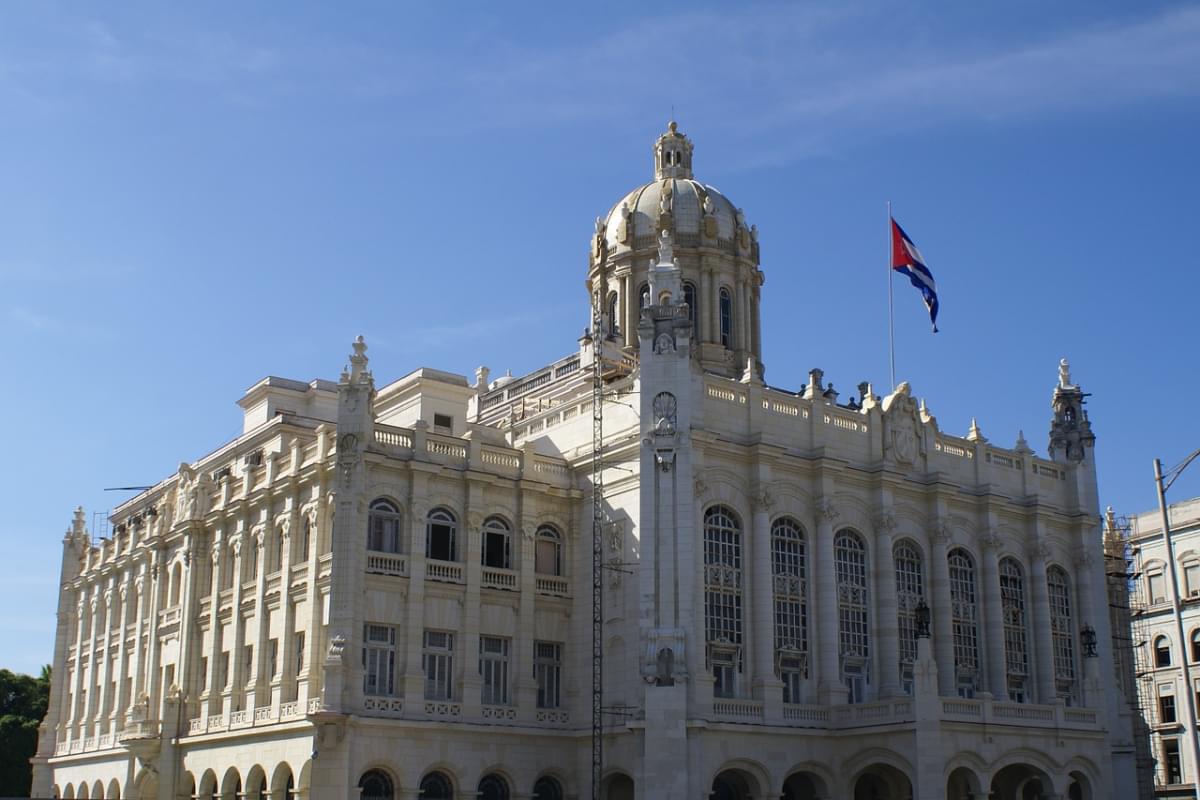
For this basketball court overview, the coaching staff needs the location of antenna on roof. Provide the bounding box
[103,486,154,491]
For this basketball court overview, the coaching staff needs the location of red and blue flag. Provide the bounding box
[890,218,939,333]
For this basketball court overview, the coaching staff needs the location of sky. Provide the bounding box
[1,1,1199,675]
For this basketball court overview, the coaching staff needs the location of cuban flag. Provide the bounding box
[890,218,939,332]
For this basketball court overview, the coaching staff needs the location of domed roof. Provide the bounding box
[595,122,752,258]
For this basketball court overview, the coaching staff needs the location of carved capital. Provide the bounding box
[1031,540,1052,561]
[252,525,266,550]
[522,524,537,542]
[931,520,952,545]
[275,515,292,540]
[210,543,223,565]
[980,529,1002,552]
[693,478,708,498]
[872,509,897,536]
[468,512,484,531]
[1075,549,1094,568]
[816,497,840,523]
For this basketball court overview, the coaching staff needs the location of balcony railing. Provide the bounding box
[426,561,464,584]
[536,576,569,597]
[482,567,517,591]
[366,553,408,577]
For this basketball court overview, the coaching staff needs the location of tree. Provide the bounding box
[0,667,50,798]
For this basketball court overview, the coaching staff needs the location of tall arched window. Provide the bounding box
[835,530,869,703]
[893,540,924,694]
[606,292,619,335]
[771,517,807,702]
[426,508,457,562]
[1048,565,1077,702]
[719,288,733,348]
[639,283,650,310]
[704,505,742,698]
[683,282,697,330]
[999,557,1030,702]
[1156,635,1172,667]
[419,772,454,799]
[368,499,401,553]
[481,516,512,569]
[948,548,979,697]
[535,525,562,576]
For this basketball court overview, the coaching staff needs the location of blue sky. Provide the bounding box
[2,1,1199,674]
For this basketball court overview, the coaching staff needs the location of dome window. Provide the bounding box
[719,288,733,348]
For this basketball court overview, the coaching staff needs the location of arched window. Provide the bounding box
[771,517,807,702]
[606,292,619,335]
[835,530,868,702]
[1191,630,1200,663]
[477,774,509,800]
[299,515,311,562]
[948,548,979,696]
[426,508,458,562]
[169,562,183,607]
[719,288,733,348]
[1048,565,1077,702]
[893,540,924,693]
[368,499,401,554]
[274,529,285,572]
[359,770,393,800]
[999,557,1030,702]
[704,505,743,697]
[532,776,564,800]
[535,526,562,576]
[683,282,697,329]
[1156,635,1173,667]
[639,283,650,310]
[420,772,454,799]
[481,516,512,569]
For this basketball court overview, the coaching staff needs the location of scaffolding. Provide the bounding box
[1112,511,1160,797]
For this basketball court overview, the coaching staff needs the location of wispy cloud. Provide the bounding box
[5,305,111,339]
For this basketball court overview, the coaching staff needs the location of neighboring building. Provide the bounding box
[32,123,1135,800]
[1129,495,1200,797]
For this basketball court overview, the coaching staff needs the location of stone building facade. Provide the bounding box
[1128,495,1200,797]
[33,123,1135,799]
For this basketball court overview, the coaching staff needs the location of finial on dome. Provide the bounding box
[654,121,694,180]
[668,120,677,133]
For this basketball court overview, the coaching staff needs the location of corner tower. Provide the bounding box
[588,122,764,379]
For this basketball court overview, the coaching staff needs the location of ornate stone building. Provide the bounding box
[33,123,1135,799]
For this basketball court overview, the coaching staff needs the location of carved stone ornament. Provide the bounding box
[882,383,923,466]
[1030,540,1052,561]
[1075,548,1094,568]
[931,520,952,545]
[751,489,775,513]
[693,478,708,498]
[980,530,1002,552]
[327,634,347,663]
[522,524,537,542]
[872,509,897,536]
[654,332,675,354]
[276,515,292,540]
[817,498,840,523]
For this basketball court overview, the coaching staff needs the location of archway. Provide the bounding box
[135,770,158,800]
[710,768,761,800]
[245,765,268,800]
[77,783,88,800]
[852,763,912,800]
[602,772,634,800]
[108,777,122,799]
[420,771,454,799]
[947,766,981,800]
[271,763,295,800]
[990,764,1052,800]
[477,773,510,800]
[532,775,564,800]
[219,767,242,800]
[197,769,219,800]
[91,780,104,799]
[1067,770,1092,800]
[783,771,828,800]
[359,769,394,800]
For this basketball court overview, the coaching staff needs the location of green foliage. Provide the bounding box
[0,667,51,798]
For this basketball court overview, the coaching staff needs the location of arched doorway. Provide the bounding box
[532,776,564,800]
[990,764,1052,800]
[710,769,760,800]
[852,763,912,800]
[1068,770,1091,800]
[477,774,510,800]
[947,767,981,800]
[420,771,454,799]
[602,773,634,800]
[359,769,394,800]
[783,771,827,800]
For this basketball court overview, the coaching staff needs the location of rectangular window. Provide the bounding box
[779,655,805,704]
[269,638,279,679]
[219,651,230,688]
[1187,563,1200,597]
[711,647,736,698]
[199,657,208,694]
[480,636,511,705]
[295,632,306,676]
[534,641,562,709]
[362,624,396,697]
[1164,738,1183,784]
[1149,572,1167,605]
[1160,693,1177,724]
[423,631,454,700]
[243,645,254,685]
[433,413,453,432]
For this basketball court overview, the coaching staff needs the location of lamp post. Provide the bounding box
[1154,449,1200,796]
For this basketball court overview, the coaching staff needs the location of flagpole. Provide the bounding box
[887,201,896,390]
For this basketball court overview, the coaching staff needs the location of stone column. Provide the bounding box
[1029,542,1056,703]
[929,525,955,696]
[129,570,148,712]
[66,592,86,740]
[461,489,484,715]
[710,272,722,346]
[750,284,762,363]
[276,512,296,705]
[699,265,713,343]
[750,488,777,698]
[734,276,747,353]
[1073,549,1099,705]
[873,512,899,698]
[111,581,131,730]
[82,590,101,735]
[226,533,247,714]
[403,501,429,707]
[301,497,327,705]
[249,524,271,710]
[143,548,164,717]
[815,499,846,703]
[622,273,635,347]
[980,532,1007,699]
[202,541,225,718]
[95,585,115,733]
[515,500,538,719]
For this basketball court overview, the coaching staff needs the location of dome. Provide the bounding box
[594,122,755,261]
